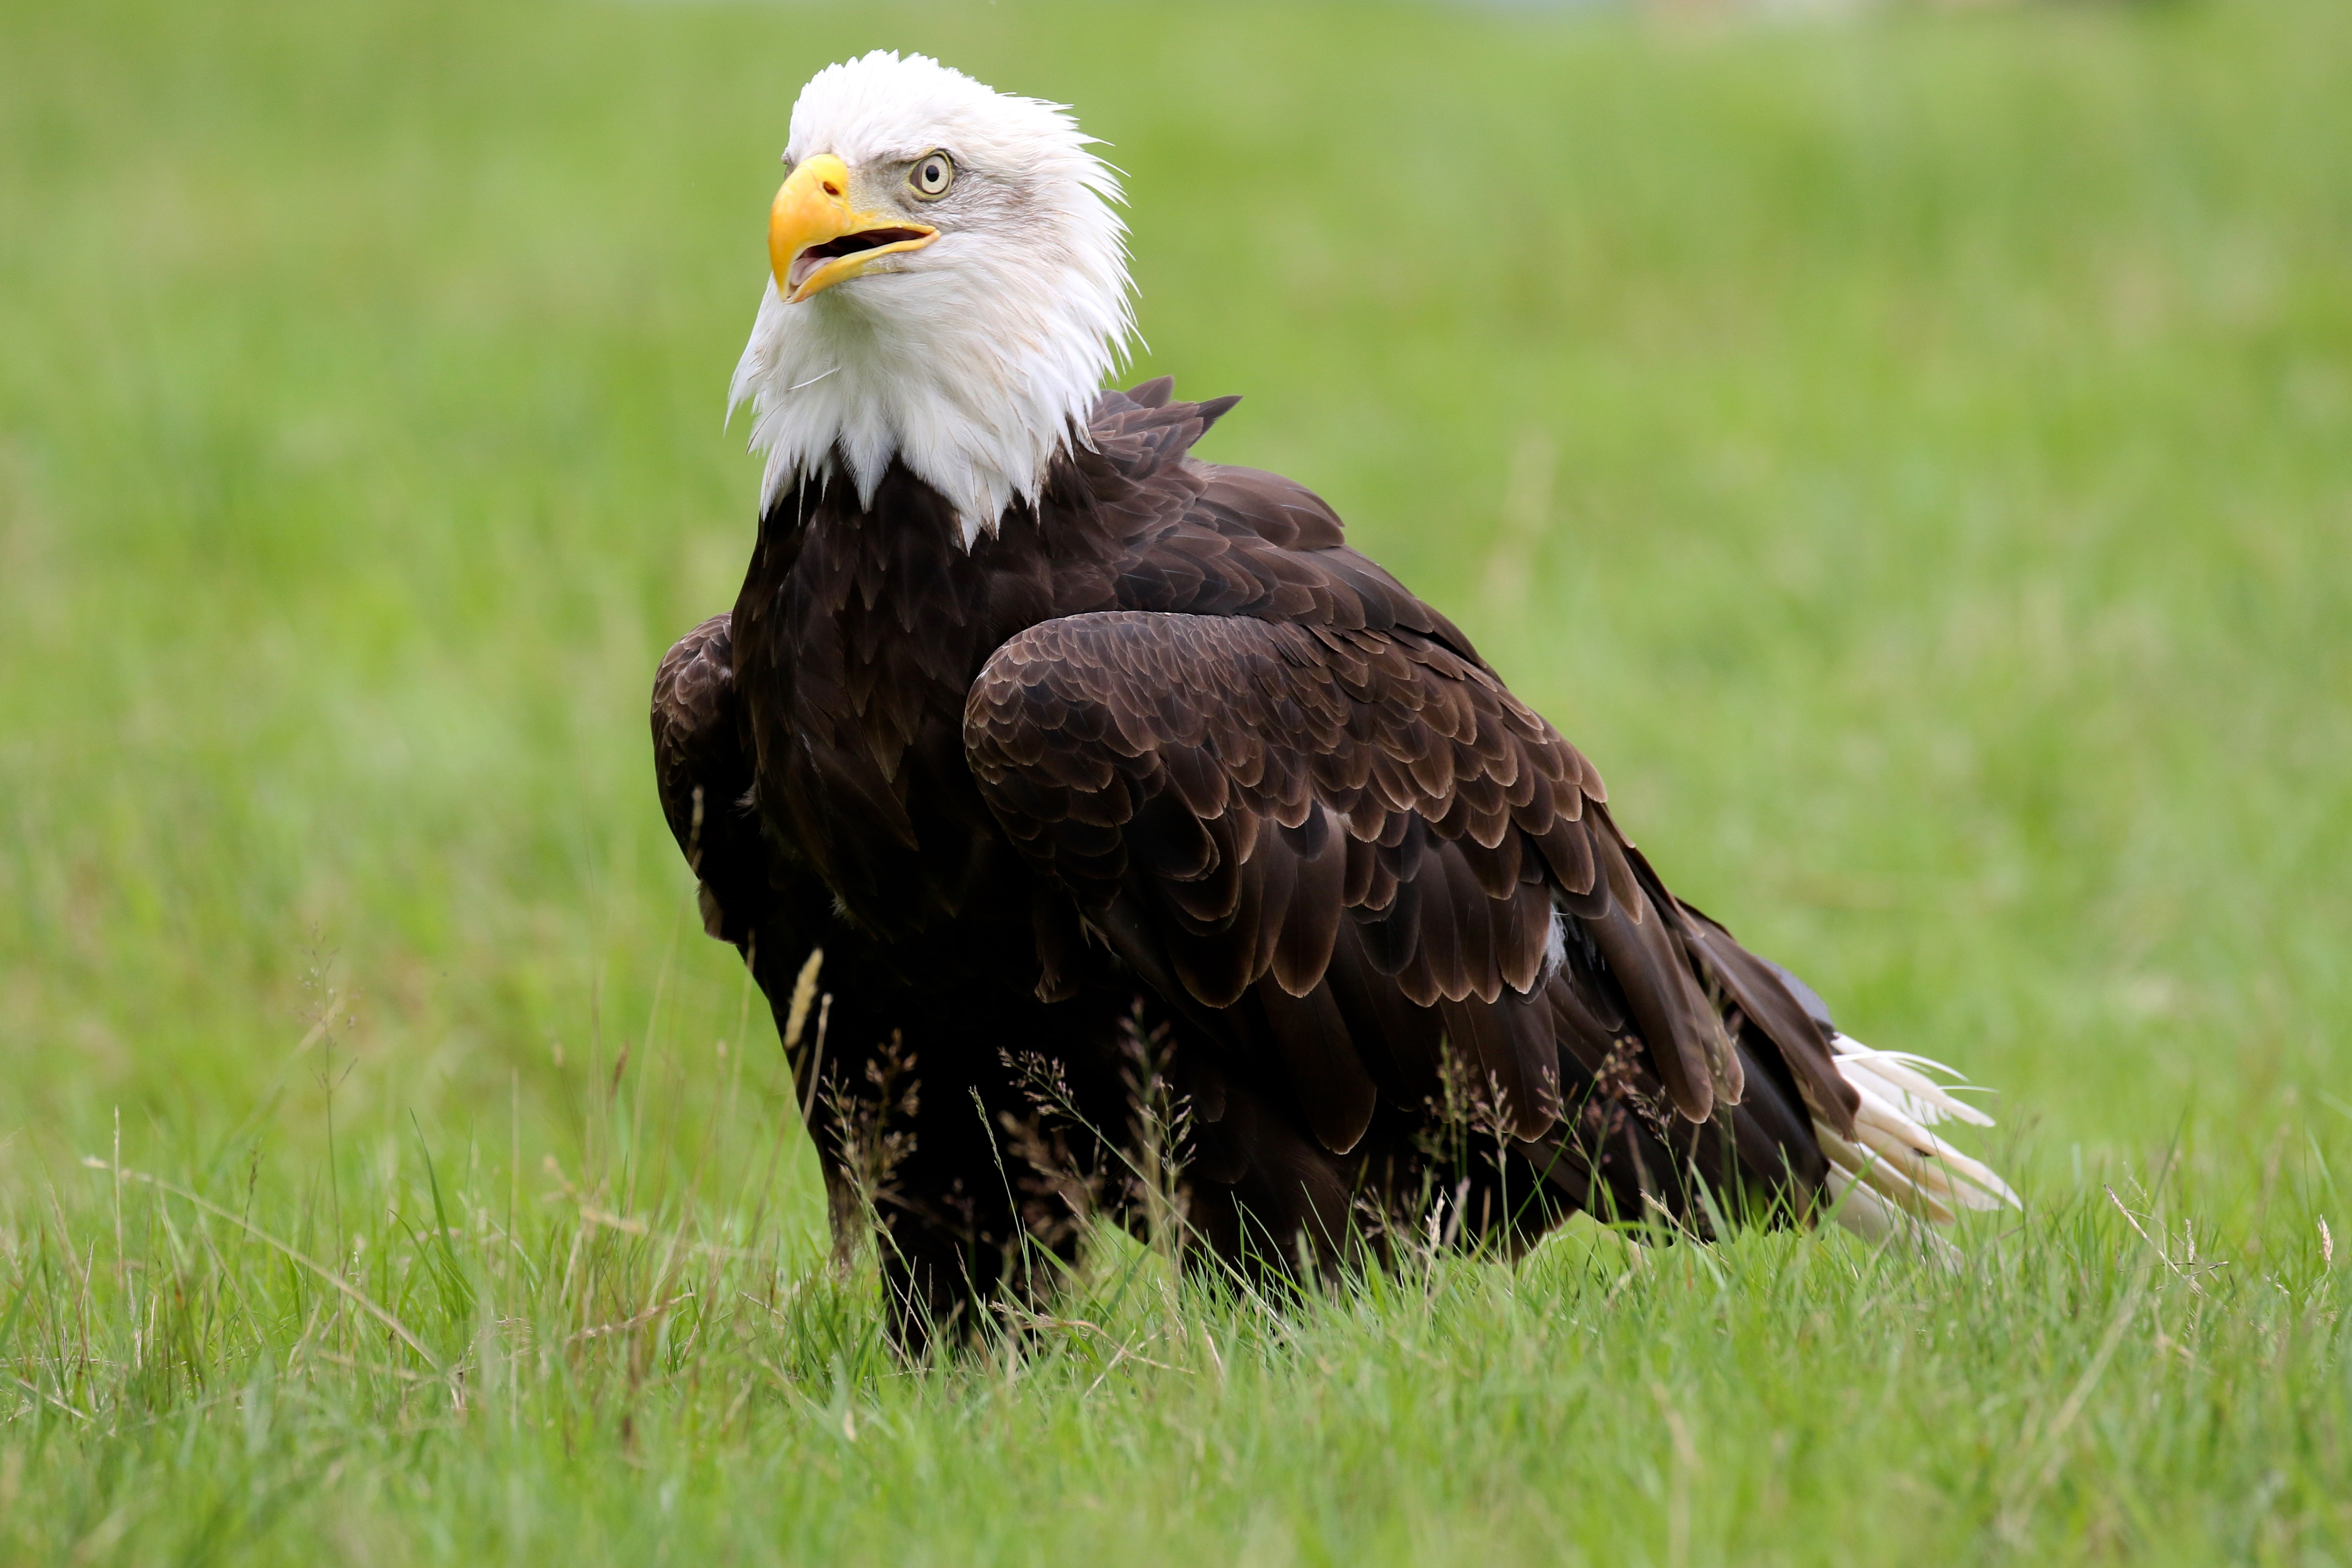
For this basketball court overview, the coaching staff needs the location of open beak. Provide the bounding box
[768,153,937,304]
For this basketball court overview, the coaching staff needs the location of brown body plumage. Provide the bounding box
[654,380,1868,1342]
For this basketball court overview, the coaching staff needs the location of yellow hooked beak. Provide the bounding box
[768,153,938,304]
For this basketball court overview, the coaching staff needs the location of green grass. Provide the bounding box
[3,0,2349,1559]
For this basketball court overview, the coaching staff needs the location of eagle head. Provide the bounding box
[727,52,1135,549]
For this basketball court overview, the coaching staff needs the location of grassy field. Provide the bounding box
[4,0,2350,1560]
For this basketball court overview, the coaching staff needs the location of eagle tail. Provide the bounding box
[1813,1033,2020,1239]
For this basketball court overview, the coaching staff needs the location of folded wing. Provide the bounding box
[965,609,1864,1224]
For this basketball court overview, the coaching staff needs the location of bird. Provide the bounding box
[652,50,2016,1345]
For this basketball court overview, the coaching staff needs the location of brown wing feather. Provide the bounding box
[651,613,847,995]
[652,615,768,946]
[967,610,1712,1150]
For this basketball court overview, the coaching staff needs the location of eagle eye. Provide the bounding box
[908,152,955,200]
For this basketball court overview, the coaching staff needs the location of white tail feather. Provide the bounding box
[1813,1032,2019,1243]
[1822,1165,1901,1239]
[1834,1045,1995,1128]
[1850,1094,2016,1210]
[1819,1125,1959,1224]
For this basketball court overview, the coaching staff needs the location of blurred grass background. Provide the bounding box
[1,0,2348,1561]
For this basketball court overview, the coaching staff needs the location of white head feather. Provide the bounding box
[727,52,1135,548]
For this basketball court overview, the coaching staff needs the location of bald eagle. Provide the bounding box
[652,52,2015,1342]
